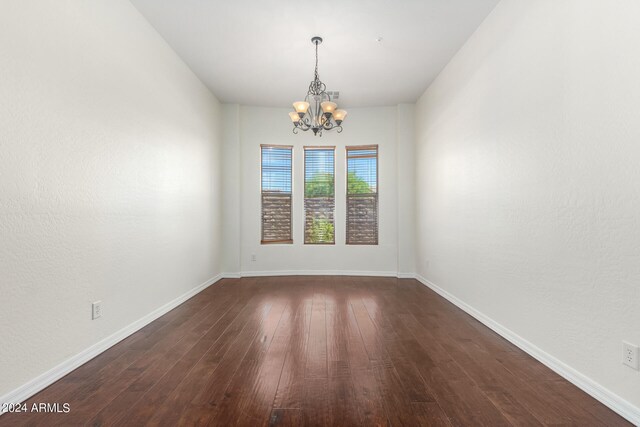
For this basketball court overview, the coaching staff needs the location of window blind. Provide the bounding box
[261,145,293,244]
[346,145,378,245]
[304,146,335,244]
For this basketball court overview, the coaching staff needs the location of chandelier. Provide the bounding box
[289,37,347,136]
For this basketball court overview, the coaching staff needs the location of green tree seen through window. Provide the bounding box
[309,218,334,243]
[305,172,373,196]
[347,171,373,194]
[305,173,334,197]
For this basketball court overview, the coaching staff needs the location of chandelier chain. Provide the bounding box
[308,39,326,95]
[314,42,319,82]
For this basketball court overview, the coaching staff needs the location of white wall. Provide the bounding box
[415,0,640,416]
[396,104,416,275]
[221,104,241,274]
[0,0,223,398]
[222,105,415,276]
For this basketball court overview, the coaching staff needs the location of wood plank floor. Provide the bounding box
[0,276,630,426]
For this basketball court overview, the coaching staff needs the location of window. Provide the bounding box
[304,146,335,244]
[261,145,293,244]
[346,145,378,245]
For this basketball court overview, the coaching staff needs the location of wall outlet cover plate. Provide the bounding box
[92,301,102,320]
[623,341,639,370]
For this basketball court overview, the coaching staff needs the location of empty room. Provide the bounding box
[1,0,639,425]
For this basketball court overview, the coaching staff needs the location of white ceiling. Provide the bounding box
[130,0,499,107]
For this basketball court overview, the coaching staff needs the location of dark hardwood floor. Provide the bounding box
[0,276,630,426]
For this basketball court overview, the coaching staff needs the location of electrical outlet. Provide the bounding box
[92,301,102,320]
[251,254,256,262]
[623,341,639,370]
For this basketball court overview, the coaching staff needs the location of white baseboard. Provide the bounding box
[414,274,640,425]
[0,273,224,414]
[237,270,402,278]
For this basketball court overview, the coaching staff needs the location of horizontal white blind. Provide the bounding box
[304,147,335,244]
[346,145,378,245]
[261,145,293,243]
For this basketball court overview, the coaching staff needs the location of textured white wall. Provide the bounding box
[222,105,414,275]
[221,105,242,274]
[416,0,640,411]
[396,104,416,275]
[0,0,223,397]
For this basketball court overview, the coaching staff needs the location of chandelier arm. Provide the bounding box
[298,119,311,131]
